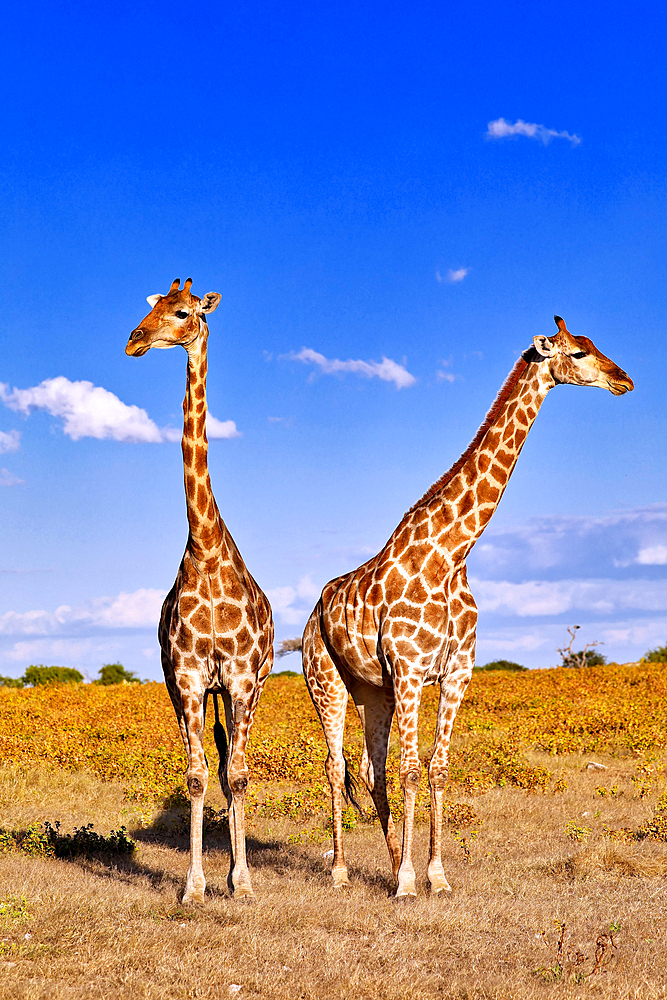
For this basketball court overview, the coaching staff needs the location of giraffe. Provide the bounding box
[302,316,633,900]
[126,278,273,904]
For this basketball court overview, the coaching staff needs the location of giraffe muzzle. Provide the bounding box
[126,328,149,357]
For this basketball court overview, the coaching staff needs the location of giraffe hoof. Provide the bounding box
[181,890,205,907]
[392,892,417,905]
[429,886,453,900]
[234,892,257,905]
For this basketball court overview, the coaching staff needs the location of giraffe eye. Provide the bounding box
[175,311,189,320]
[570,351,587,359]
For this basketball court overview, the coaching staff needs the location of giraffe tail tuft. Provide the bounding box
[343,755,363,814]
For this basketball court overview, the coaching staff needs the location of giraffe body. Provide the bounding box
[303,316,633,899]
[127,278,273,903]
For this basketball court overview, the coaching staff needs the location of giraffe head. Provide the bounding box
[125,278,221,357]
[529,316,633,395]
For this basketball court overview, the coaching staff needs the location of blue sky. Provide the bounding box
[1,0,665,679]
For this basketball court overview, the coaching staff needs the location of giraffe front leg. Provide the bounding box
[180,688,209,906]
[428,613,475,898]
[221,689,256,902]
[393,667,424,901]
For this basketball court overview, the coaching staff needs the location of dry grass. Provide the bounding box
[2,759,667,998]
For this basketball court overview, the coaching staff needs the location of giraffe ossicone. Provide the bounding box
[126,278,274,904]
[302,315,633,900]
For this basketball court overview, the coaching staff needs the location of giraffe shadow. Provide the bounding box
[130,809,397,897]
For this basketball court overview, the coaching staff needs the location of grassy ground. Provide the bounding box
[2,754,667,999]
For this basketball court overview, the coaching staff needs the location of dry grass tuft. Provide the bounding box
[550,840,667,880]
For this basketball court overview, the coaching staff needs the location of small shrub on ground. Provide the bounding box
[565,821,590,842]
[0,821,135,858]
[0,893,31,926]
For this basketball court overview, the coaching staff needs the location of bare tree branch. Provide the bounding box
[276,637,303,659]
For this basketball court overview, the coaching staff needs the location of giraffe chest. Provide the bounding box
[161,555,271,681]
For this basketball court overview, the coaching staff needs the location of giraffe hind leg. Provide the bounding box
[351,681,401,881]
[302,611,351,888]
[220,651,273,904]
[428,635,475,898]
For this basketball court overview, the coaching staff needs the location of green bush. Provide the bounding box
[93,663,140,685]
[475,660,527,672]
[0,675,24,688]
[561,650,607,668]
[0,822,135,859]
[643,644,667,664]
[22,665,83,686]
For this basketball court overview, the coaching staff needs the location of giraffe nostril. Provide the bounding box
[132,328,145,341]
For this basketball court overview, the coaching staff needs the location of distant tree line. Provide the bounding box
[0,662,141,688]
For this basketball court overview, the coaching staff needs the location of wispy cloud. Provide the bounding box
[486,118,581,146]
[0,587,167,637]
[0,378,239,443]
[0,468,23,487]
[285,348,416,390]
[436,268,469,284]
[3,638,101,664]
[0,429,20,454]
[466,504,667,666]
[267,575,320,627]
[471,577,667,618]
[470,505,667,581]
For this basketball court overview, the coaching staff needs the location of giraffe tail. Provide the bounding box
[212,693,229,792]
[343,754,363,814]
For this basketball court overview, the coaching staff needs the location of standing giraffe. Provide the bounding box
[126,278,273,904]
[303,316,632,900]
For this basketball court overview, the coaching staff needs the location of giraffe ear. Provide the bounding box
[200,292,222,314]
[146,294,162,308]
[532,335,557,358]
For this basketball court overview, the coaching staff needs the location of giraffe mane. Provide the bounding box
[407,354,530,514]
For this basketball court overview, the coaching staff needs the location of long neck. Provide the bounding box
[414,357,554,560]
[182,325,223,560]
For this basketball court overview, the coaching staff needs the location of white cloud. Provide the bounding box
[0,378,241,444]
[0,468,23,487]
[207,415,241,439]
[471,577,667,618]
[0,588,167,637]
[437,268,468,283]
[0,429,20,454]
[1,377,163,443]
[286,348,416,390]
[486,118,581,146]
[636,545,667,566]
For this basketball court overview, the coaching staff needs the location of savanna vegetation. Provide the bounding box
[2,661,667,998]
